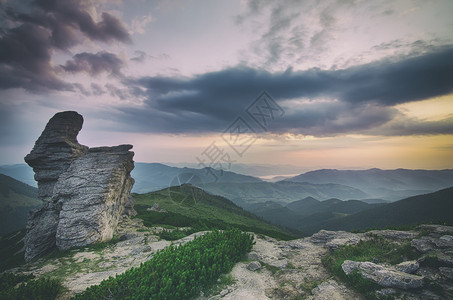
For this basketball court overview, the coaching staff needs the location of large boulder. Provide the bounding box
[310,230,362,249]
[24,111,135,261]
[54,145,135,250]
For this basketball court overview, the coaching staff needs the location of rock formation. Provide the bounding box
[25,111,88,199]
[24,111,135,261]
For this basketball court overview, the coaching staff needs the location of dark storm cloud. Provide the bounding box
[62,51,124,76]
[366,116,453,136]
[119,47,453,136]
[0,0,130,91]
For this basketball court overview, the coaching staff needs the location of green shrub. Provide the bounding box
[74,229,254,299]
[0,273,62,300]
[158,228,196,241]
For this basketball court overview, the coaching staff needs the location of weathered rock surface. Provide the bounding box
[395,260,419,274]
[54,145,134,250]
[25,111,88,200]
[24,111,135,261]
[246,261,262,271]
[310,229,362,249]
[342,260,424,290]
[365,229,418,242]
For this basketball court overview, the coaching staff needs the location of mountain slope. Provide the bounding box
[316,186,453,232]
[0,164,36,187]
[0,174,41,236]
[243,196,383,234]
[133,184,298,239]
[285,168,453,200]
[131,163,262,193]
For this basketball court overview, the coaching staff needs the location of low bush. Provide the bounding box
[74,229,254,299]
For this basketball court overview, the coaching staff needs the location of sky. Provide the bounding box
[0,0,452,171]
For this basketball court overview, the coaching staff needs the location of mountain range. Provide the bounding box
[284,168,453,200]
[2,163,453,237]
[3,163,453,202]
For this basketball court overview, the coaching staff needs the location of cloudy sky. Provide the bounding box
[1,0,452,171]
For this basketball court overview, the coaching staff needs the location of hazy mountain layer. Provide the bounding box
[285,168,453,200]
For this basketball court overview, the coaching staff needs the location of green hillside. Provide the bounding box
[0,174,41,236]
[244,197,383,235]
[133,184,298,240]
[318,186,453,232]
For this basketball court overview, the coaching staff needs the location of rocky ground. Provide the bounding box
[7,221,453,299]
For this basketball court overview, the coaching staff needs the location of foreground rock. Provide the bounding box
[342,260,424,290]
[24,111,135,261]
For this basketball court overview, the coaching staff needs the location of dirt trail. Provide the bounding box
[217,234,362,300]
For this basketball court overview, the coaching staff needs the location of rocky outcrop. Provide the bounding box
[24,111,135,261]
[25,111,88,200]
[342,260,424,290]
[310,230,362,250]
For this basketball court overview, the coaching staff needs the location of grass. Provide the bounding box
[0,272,63,300]
[322,236,420,299]
[157,228,197,241]
[132,186,297,240]
[299,279,323,295]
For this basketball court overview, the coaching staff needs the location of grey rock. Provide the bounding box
[342,260,424,290]
[25,111,88,200]
[395,260,419,274]
[310,230,362,245]
[147,203,166,213]
[130,245,152,256]
[268,259,288,269]
[23,111,135,261]
[327,236,361,250]
[246,261,262,271]
[24,202,60,261]
[418,224,453,237]
[440,267,453,280]
[219,288,232,297]
[433,235,453,248]
[366,230,417,241]
[284,240,305,249]
[54,145,134,250]
[411,237,435,253]
[123,196,137,217]
[376,288,396,296]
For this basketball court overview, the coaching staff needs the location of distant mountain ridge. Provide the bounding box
[203,181,368,206]
[284,168,453,200]
[132,163,262,193]
[314,186,453,233]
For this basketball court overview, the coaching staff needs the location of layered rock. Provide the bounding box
[342,260,424,290]
[24,111,135,261]
[25,111,88,200]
